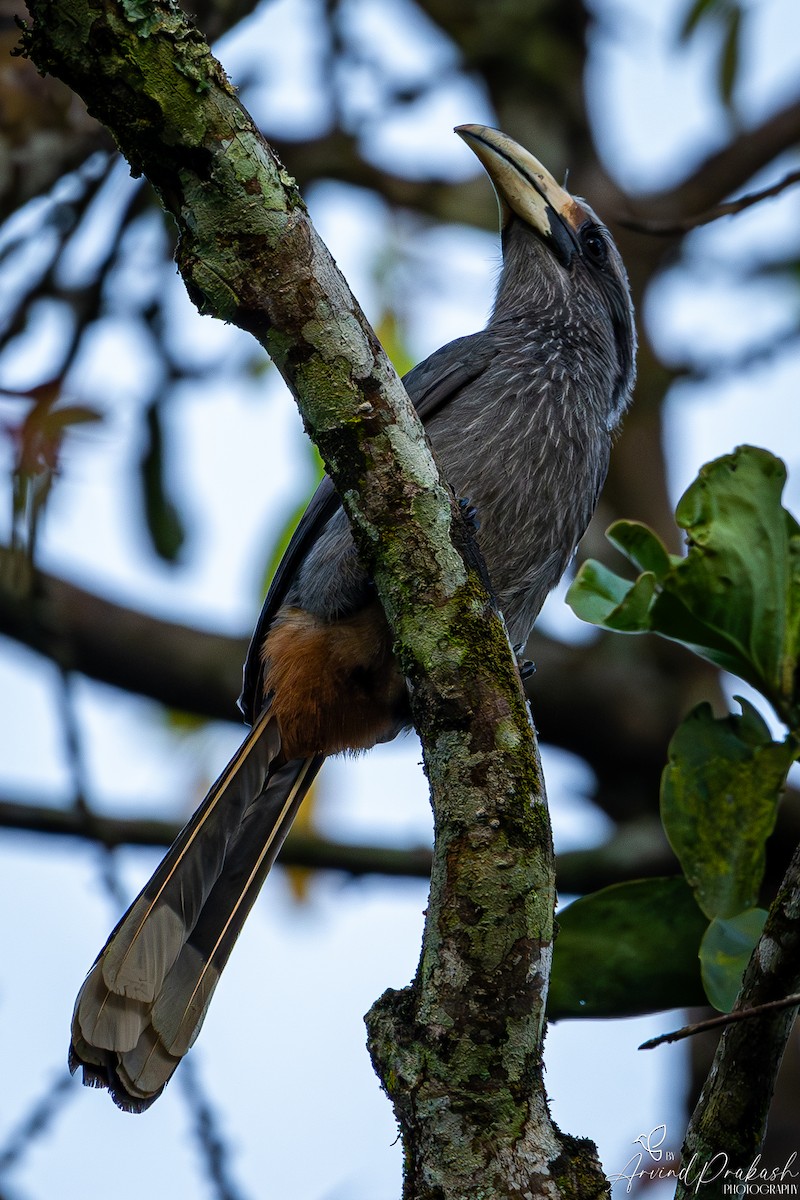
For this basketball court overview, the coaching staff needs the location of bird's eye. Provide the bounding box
[580,225,608,267]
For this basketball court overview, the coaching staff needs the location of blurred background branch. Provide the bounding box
[1,0,799,1194]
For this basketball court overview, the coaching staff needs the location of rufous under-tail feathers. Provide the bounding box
[70,704,323,1111]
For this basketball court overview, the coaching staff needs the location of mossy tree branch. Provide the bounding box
[676,843,800,1200]
[20,0,603,1194]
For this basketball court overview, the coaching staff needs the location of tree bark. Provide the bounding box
[19,0,606,1194]
[677,844,800,1200]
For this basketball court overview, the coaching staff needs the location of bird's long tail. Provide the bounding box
[69,704,323,1111]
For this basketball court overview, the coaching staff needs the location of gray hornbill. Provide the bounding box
[69,125,637,1110]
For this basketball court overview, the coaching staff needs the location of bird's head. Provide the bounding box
[456,124,636,427]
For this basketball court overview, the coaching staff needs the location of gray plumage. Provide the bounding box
[69,125,636,1111]
[275,204,634,651]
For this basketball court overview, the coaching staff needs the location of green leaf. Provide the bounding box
[671,447,798,710]
[647,589,771,689]
[375,309,416,380]
[788,516,800,694]
[718,5,741,112]
[140,402,185,563]
[259,439,325,595]
[677,0,742,114]
[661,699,796,920]
[566,561,655,631]
[568,447,800,722]
[606,520,672,579]
[602,571,657,631]
[700,908,767,1012]
[548,878,708,1020]
[678,0,721,42]
[565,560,634,624]
[45,404,103,431]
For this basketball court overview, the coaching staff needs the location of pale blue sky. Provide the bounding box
[1,0,798,1196]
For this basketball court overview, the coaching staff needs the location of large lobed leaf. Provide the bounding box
[547,878,708,1020]
[565,446,800,1019]
[700,909,768,1012]
[567,446,800,723]
[661,699,797,921]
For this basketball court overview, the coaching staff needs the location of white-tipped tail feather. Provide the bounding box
[69,706,323,1110]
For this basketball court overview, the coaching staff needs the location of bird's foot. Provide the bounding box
[458,496,481,531]
[512,643,535,680]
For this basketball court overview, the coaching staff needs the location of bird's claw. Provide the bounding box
[458,496,481,531]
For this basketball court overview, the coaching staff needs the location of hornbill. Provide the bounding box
[69,124,637,1110]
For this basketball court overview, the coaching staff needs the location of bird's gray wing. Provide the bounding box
[238,331,501,721]
[403,331,501,424]
[238,477,340,720]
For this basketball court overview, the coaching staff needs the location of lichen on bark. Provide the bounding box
[21,2,608,1194]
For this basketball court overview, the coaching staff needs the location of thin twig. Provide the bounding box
[675,838,800,1197]
[58,668,90,819]
[177,1057,251,1200]
[0,1072,75,1174]
[58,668,128,909]
[639,992,800,1050]
[0,792,435,876]
[620,168,800,236]
[673,329,800,385]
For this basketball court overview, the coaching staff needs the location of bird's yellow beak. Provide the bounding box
[456,124,583,263]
